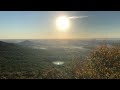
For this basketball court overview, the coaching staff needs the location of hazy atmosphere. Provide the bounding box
[0,11,120,39]
[0,11,120,79]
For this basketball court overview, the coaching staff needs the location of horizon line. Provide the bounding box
[0,38,120,40]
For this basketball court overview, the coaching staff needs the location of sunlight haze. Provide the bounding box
[0,11,120,39]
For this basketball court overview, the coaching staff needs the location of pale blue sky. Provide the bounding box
[0,11,120,39]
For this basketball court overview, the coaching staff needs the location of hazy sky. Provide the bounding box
[0,11,120,39]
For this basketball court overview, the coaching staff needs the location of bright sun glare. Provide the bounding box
[56,16,70,32]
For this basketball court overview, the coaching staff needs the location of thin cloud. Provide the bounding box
[68,16,88,19]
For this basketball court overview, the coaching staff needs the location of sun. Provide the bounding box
[56,16,70,32]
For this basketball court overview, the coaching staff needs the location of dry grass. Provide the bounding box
[88,44,120,79]
[69,44,120,79]
[40,66,69,79]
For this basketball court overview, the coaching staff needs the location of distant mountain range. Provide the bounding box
[18,40,36,46]
[0,41,16,46]
[1,39,120,47]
